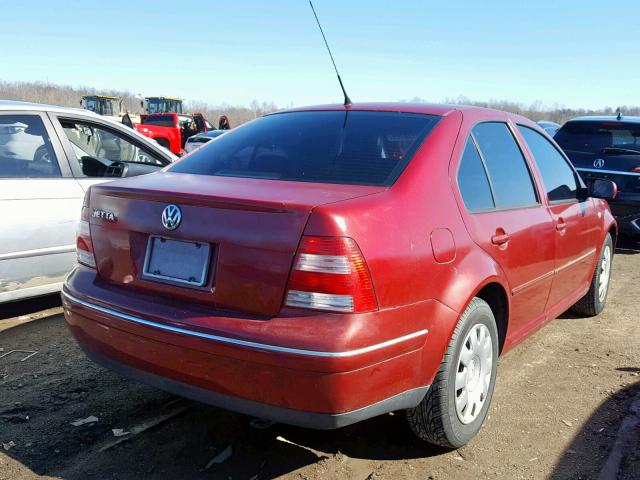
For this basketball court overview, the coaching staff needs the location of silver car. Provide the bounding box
[183,129,226,154]
[0,100,175,303]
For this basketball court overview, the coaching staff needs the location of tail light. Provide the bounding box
[77,191,96,268]
[285,236,377,313]
[631,166,640,173]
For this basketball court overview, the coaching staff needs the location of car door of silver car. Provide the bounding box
[48,112,173,192]
[0,111,84,303]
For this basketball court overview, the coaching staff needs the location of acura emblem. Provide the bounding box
[593,158,605,168]
[161,204,182,230]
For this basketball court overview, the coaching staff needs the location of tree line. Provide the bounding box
[0,80,277,127]
[2,80,638,127]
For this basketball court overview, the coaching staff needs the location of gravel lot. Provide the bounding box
[1,239,639,480]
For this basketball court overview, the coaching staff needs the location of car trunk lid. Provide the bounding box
[569,151,640,193]
[87,172,384,316]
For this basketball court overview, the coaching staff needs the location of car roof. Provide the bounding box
[281,102,457,116]
[275,102,537,125]
[567,115,640,124]
[0,99,105,117]
[0,100,177,161]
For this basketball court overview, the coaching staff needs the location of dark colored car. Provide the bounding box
[537,120,561,137]
[62,103,616,448]
[555,116,640,237]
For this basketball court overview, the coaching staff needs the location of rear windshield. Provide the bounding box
[555,121,640,155]
[170,111,440,186]
[142,115,175,127]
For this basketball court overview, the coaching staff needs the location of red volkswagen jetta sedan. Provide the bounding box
[63,103,617,447]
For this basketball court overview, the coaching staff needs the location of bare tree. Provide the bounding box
[0,80,280,127]
[3,79,639,127]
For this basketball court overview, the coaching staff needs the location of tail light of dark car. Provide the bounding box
[284,236,377,313]
[76,192,96,269]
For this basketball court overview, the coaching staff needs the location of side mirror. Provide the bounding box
[589,179,618,200]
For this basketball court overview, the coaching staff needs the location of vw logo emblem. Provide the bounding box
[161,204,182,230]
[593,158,605,169]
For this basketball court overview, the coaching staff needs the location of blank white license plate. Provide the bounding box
[143,236,211,287]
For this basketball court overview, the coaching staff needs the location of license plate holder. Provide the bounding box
[143,236,211,287]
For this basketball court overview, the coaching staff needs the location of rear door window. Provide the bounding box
[472,122,538,209]
[518,125,579,202]
[170,111,441,186]
[59,119,167,176]
[0,114,61,178]
[457,139,495,211]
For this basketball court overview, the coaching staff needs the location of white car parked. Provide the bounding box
[0,100,176,303]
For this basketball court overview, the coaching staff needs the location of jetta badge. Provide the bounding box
[91,209,117,222]
[161,204,182,230]
[594,158,605,168]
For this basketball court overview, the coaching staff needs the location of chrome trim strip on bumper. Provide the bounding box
[61,291,428,358]
[0,244,76,261]
[576,167,640,177]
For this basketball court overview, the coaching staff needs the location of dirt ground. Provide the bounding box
[1,240,639,480]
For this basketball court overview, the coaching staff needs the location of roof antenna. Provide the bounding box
[308,1,352,107]
[616,107,623,120]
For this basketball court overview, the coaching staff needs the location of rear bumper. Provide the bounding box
[62,267,456,428]
[77,343,428,429]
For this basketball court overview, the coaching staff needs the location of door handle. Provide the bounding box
[491,233,510,246]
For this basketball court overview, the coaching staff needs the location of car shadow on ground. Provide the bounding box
[0,314,449,480]
[549,379,640,480]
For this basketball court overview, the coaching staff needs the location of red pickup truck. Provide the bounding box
[135,113,210,155]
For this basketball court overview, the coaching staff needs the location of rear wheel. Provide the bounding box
[571,233,613,316]
[406,297,498,448]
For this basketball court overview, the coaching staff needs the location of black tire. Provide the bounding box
[570,233,613,317]
[406,297,499,448]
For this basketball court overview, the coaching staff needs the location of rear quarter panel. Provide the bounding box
[304,110,511,382]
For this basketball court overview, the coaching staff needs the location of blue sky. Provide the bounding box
[1,1,637,109]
